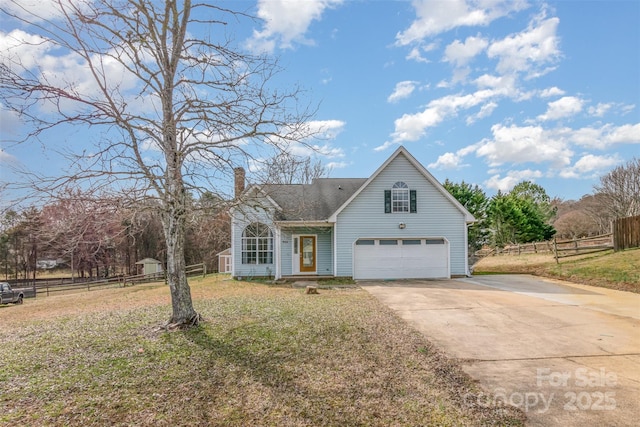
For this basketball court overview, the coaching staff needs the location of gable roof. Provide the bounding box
[328,146,476,223]
[261,178,367,221]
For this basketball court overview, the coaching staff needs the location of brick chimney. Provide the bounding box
[234,167,245,198]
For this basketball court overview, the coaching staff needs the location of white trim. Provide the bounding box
[328,146,475,223]
[275,226,282,279]
[275,220,334,227]
[333,226,338,277]
[295,234,318,275]
[352,236,450,280]
[231,215,236,276]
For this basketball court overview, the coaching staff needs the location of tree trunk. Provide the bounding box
[163,204,200,327]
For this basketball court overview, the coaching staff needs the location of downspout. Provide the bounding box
[275,225,281,280]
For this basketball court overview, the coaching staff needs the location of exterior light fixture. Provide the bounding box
[399,222,406,229]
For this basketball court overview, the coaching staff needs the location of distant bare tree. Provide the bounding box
[594,157,640,219]
[40,189,124,280]
[553,210,596,239]
[1,1,317,327]
[260,152,329,184]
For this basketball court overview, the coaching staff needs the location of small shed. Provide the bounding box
[135,258,164,276]
[217,248,232,273]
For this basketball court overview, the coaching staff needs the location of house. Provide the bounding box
[135,258,163,276]
[230,146,475,280]
[217,248,232,273]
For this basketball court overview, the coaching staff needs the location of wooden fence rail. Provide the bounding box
[553,234,614,262]
[475,233,615,261]
[11,263,207,298]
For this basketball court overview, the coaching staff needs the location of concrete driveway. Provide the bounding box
[361,275,640,427]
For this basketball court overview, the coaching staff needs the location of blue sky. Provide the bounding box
[1,0,639,203]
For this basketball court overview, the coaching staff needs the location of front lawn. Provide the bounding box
[473,248,639,293]
[0,276,523,426]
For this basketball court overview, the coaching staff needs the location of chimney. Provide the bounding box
[234,167,245,198]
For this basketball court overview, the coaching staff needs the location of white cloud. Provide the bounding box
[588,102,613,117]
[558,154,622,179]
[246,0,343,53]
[428,152,465,169]
[538,96,584,121]
[405,42,438,63]
[374,141,399,152]
[567,123,640,148]
[466,101,498,124]
[621,104,636,115]
[326,161,349,169]
[0,29,53,69]
[485,169,543,192]
[487,14,561,77]
[0,149,17,164]
[288,142,344,158]
[1,29,144,116]
[539,86,565,98]
[473,73,518,96]
[388,81,418,103]
[390,89,499,142]
[603,123,640,144]
[396,0,527,45]
[443,35,488,67]
[0,0,89,22]
[305,119,346,140]
[475,124,573,168]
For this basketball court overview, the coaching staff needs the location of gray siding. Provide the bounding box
[335,153,468,277]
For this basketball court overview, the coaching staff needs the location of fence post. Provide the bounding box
[203,263,207,278]
[553,237,559,264]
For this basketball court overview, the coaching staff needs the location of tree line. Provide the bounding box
[444,157,638,252]
[0,190,229,282]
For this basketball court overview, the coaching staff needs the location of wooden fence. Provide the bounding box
[11,263,207,298]
[475,233,614,261]
[613,215,640,251]
[553,234,613,261]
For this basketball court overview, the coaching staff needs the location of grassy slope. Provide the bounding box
[473,248,640,293]
[0,276,524,427]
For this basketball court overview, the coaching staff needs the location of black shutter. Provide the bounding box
[384,190,391,213]
[410,190,417,213]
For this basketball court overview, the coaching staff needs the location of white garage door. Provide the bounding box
[353,238,449,280]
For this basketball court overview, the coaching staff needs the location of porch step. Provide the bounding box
[280,275,335,282]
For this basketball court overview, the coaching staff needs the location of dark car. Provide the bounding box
[0,282,24,305]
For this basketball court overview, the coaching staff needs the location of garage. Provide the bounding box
[353,238,449,280]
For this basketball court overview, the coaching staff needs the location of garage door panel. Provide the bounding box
[354,238,449,280]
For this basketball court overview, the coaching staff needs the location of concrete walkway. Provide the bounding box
[361,275,640,427]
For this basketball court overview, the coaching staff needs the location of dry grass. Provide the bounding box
[0,275,524,426]
[473,248,640,293]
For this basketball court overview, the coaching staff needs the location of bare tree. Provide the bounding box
[594,157,640,219]
[260,152,330,184]
[1,1,317,327]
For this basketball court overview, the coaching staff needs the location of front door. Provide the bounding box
[299,235,316,273]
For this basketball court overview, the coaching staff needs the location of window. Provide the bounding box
[385,182,417,213]
[379,239,398,245]
[425,238,445,245]
[355,239,375,245]
[392,181,409,212]
[242,223,273,264]
[402,239,422,245]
